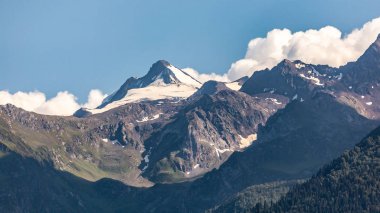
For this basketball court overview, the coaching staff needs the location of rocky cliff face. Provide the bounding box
[141,90,287,182]
[336,34,380,119]
[240,59,339,100]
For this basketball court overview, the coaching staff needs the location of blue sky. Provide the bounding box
[1,0,380,101]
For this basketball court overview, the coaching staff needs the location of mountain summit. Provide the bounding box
[357,34,380,65]
[77,60,202,115]
[342,34,380,87]
[143,60,201,86]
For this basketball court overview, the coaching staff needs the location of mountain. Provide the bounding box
[110,34,380,212]
[342,34,380,87]
[190,77,249,101]
[190,80,229,98]
[141,89,286,182]
[0,104,156,187]
[208,92,378,212]
[0,78,287,185]
[163,91,376,212]
[0,146,106,212]
[337,34,380,119]
[240,35,380,120]
[252,125,380,212]
[76,60,202,116]
[225,76,249,91]
[0,88,287,186]
[240,59,339,100]
[1,32,380,212]
[0,116,110,212]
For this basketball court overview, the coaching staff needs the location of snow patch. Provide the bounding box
[239,134,257,149]
[141,148,152,172]
[337,73,343,80]
[144,154,150,163]
[265,98,282,105]
[110,140,122,146]
[136,113,163,123]
[215,147,232,157]
[299,73,324,86]
[366,102,373,106]
[167,64,201,87]
[86,84,197,114]
[295,63,305,69]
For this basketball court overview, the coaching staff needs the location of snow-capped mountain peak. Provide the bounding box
[77,60,202,115]
[143,60,201,87]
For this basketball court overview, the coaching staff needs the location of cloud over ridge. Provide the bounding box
[0,90,106,116]
[182,68,230,83]
[226,17,380,80]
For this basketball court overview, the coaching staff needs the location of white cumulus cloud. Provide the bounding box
[182,68,230,83]
[82,90,107,109]
[0,89,106,116]
[227,17,380,80]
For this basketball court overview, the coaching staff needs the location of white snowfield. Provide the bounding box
[265,98,282,105]
[239,134,257,149]
[295,63,306,69]
[136,113,162,123]
[85,83,197,114]
[215,147,233,157]
[83,63,242,115]
[167,64,201,87]
[85,63,201,115]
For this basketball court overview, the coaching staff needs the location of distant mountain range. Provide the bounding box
[1,35,380,212]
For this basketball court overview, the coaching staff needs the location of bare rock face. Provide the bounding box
[336,34,380,119]
[190,80,229,99]
[140,90,287,182]
[240,59,339,100]
[342,34,380,87]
